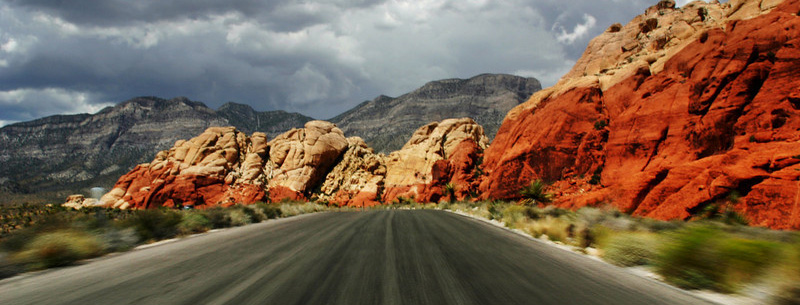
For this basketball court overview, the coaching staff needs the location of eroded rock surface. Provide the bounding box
[480,0,800,229]
[100,121,348,208]
[319,118,488,206]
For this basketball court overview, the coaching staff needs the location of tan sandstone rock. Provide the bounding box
[62,194,99,209]
[265,121,348,200]
[99,127,269,209]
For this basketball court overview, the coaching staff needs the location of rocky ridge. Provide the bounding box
[97,118,487,209]
[330,74,540,153]
[479,0,800,229]
[0,97,312,198]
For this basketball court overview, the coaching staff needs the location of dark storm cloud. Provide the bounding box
[3,0,385,28]
[0,0,666,126]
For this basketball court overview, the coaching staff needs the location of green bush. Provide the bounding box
[520,179,553,205]
[602,232,659,267]
[228,208,254,227]
[12,230,103,269]
[125,209,182,242]
[656,225,779,292]
[253,203,282,220]
[178,212,211,234]
[656,225,722,290]
[201,208,232,229]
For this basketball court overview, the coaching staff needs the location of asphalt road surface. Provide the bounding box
[0,210,711,305]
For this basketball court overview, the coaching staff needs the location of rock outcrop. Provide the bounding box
[62,194,100,209]
[264,121,349,201]
[100,121,348,209]
[319,118,488,206]
[330,74,540,153]
[0,97,312,201]
[480,0,800,229]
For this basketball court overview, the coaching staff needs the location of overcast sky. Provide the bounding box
[0,0,702,126]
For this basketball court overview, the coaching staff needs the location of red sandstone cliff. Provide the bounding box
[480,0,800,229]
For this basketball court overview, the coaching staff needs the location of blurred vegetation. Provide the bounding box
[0,200,327,279]
[3,196,799,304]
[384,199,800,302]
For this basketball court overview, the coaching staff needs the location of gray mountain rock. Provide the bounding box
[330,74,541,153]
[0,97,312,197]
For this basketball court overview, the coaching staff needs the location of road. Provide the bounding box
[0,210,710,305]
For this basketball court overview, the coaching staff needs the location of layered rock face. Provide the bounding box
[100,121,348,209]
[331,74,540,153]
[480,0,800,229]
[0,97,312,197]
[319,118,488,206]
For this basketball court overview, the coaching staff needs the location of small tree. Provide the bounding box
[520,179,553,206]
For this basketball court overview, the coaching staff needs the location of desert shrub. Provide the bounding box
[524,216,571,242]
[0,253,23,278]
[501,205,527,227]
[541,206,571,218]
[1,228,37,253]
[639,217,682,232]
[576,207,606,226]
[12,230,103,269]
[656,225,779,292]
[657,225,724,290]
[520,179,553,205]
[602,232,659,267]
[125,209,182,242]
[442,183,456,203]
[593,119,608,130]
[178,212,212,234]
[715,237,778,289]
[524,206,543,220]
[201,208,232,229]
[279,202,328,217]
[228,208,254,227]
[97,227,139,252]
[253,203,282,220]
[487,201,503,220]
[773,240,800,305]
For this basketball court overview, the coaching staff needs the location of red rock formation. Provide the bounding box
[100,121,348,209]
[480,0,800,229]
[318,118,488,206]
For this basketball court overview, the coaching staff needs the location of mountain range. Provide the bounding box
[331,74,540,153]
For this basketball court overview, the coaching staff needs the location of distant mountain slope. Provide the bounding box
[0,97,311,198]
[216,102,313,138]
[330,74,541,153]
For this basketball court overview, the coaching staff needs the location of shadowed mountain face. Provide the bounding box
[0,97,312,198]
[330,74,541,153]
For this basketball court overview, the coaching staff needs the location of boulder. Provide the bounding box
[62,194,99,209]
[265,121,348,201]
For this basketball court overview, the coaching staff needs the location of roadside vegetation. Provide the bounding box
[0,200,332,279]
[3,196,799,304]
[385,198,800,304]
